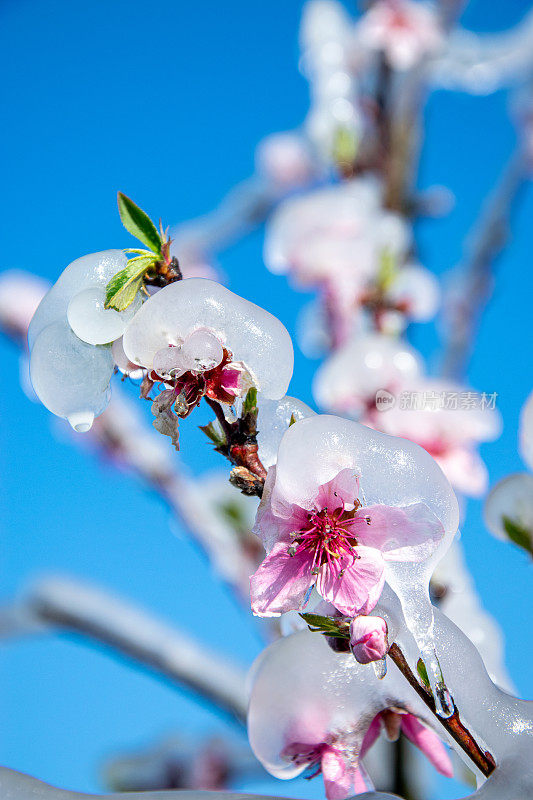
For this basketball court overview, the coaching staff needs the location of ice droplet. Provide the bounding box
[67,286,141,345]
[372,657,387,680]
[152,345,188,378]
[181,328,224,371]
[67,411,95,433]
[29,320,113,424]
[386,562,455,718]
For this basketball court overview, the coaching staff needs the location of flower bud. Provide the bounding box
[350,615,388,664]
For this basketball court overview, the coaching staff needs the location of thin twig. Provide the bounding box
[0,766,304,800]
[440,148,527,380]
[388,643,496,777]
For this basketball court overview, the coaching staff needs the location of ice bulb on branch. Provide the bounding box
[28,250,129,348]
[67,285,142,346]
[250,414,459,711]
[29,319,113,431]
[28,251,130,430]
[122,278,294,400]
[264,178,409,288]
[255,132,316,189]
[247,628,453,799]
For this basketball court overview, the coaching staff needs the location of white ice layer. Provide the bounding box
[28,250,128,348]
[248,600,533,799]
[270,415,459,710]
[30,320,113,430]
[264,178,409,284]
[28,251,127,429]
[67,286,142,345]
[122,278,294,399]
[255,395,316,469]
[389,263,440,322]
[431,540,513,692]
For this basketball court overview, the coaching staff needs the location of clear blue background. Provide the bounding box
[1,1,532,798]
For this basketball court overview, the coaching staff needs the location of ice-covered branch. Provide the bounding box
[0,576,248,723]
[440,148,527,380]
[1,767,394,800]
[432,9,533,94]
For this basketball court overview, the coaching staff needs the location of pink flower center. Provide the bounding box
[289,503,367,573]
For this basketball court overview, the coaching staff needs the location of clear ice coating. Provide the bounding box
[28,250,128,348]
[29,320,113,428]
[28,251,127,429]
[255,395,316,469]
[180,328,225,371]
[268,415,459,711]
[312,333,423,416]
[122,278,294,399]
[67,286,142,345]
[248,601,533,799]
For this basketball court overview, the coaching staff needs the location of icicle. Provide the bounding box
[386,562,454,718]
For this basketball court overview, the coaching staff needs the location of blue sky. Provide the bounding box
[1,1,532,798]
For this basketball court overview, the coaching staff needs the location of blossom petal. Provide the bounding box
[360,714,382,758]
[316,468,360,511]
[316,546,385,616]
[250,541,314,617]
[321,748,353,800]
[355,502,444,562]
[401,715,453,778]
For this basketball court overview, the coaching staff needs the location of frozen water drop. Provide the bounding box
[67,287,141,345]
[67,411,95,433]
[181,328,224,371]
[152,345,188,378]
[372,657,387,680]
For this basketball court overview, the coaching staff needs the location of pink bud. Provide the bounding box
[349,615,388,664]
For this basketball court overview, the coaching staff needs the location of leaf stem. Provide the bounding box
[204,397,267,497]
[388,643,496,777]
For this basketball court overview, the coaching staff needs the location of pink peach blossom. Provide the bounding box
[350,615,389,664]
[250,466,444,617]
[281,708,452,799]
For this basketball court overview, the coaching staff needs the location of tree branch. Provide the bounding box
[1,576,248,724]
[388,643,496,778]
[439,148,527,380]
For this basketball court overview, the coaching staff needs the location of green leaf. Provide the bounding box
[242,387,258,416]
[289,413,297,427]
[104,255,155,311]
[218,499,248,533]
[199,421,227,449]
[376,248,397,292]
[299,613,350,639]
[333,126,358,167]
[117,192,162,254]
[502,515,533,554]
[416,658,430,689]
